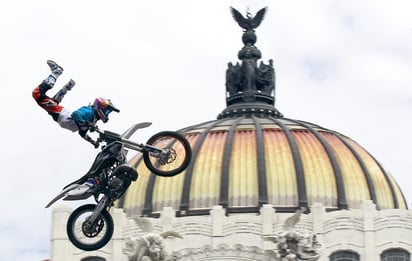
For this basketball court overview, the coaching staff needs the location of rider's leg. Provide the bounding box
[52,79,76,103]
[32,60,65,121]
[39,60,64,93]
[33,60,64,96]
[85,177,101,190]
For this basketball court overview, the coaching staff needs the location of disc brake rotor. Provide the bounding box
[158,148,177,165]
[82,218,105,238]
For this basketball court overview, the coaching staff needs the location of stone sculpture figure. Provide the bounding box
[238,43,261,93]
[124,217,183,261]
[124,231,183,261]
[263,208,321,261]
[226,6,276,104]
[226,52,276,99]
[257,59,275,95]
[226,62,241,96]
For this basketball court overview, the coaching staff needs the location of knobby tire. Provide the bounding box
[143,131,192,177]
[66,204,114,251]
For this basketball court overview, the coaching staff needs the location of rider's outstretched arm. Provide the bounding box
[84,134,99,148]
[78,127,99,148]
[71,107,99,148]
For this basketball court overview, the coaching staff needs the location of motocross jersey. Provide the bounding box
[70,106,97,137]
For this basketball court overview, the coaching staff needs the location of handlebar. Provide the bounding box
[94,125,145,152]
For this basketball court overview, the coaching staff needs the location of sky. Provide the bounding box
[0,0,411,260]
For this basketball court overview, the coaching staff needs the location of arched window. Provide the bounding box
[330,250,360,261]
[81,257,106,261]
[381,248,410,261]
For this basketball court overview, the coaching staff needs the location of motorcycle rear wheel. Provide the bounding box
[143,131,192,177]
[66,204,114,251]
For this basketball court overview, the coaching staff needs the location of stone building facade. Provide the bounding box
[51,201,412,260]
[48,6,411,261]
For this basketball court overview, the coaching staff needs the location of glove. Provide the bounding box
[89,125,96,132]
[91,140,99,149]
[85,135,99,149]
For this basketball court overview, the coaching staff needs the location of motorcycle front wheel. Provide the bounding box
[143,131,192,177]
[66,204,114,251]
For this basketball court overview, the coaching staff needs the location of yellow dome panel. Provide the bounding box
[190,131,227,209]
[292,130,338,207]
[264,129,298,207]
[119,117,407,216]
[229,130,259,207]
[322,133,370,208]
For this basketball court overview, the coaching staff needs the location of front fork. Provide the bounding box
[87,195,110,225]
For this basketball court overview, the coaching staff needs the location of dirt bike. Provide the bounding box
[45,122,192,251]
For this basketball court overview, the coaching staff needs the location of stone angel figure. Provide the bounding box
[283,207,305,231]
[124,217,183,261]
[262,208,321,261]
[124,231,183,261]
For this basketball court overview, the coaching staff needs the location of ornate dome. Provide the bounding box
[119,116,406,217]
[117,7,407,217]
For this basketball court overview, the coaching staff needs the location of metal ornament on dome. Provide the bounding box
[219,7,283,119]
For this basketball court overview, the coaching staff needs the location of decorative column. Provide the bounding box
[111,208,128,261]
[362,200,377,261]
[311,203,325,246]
[261,204,275,250]
[161,207,176,254]
[210,205,225,248]
[51,205,73,261]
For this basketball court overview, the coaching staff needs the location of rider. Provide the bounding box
[32,60,120,148]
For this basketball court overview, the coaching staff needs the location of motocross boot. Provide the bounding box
[52,79,76,103]
[47,60,63,77]
[85,177,101,190]
[40,60,64,91]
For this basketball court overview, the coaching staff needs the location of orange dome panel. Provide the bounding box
[118,117,407,217]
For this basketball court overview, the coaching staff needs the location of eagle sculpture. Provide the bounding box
[230,6,267,31]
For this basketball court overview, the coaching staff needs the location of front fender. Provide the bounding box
[45,184,92,208]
